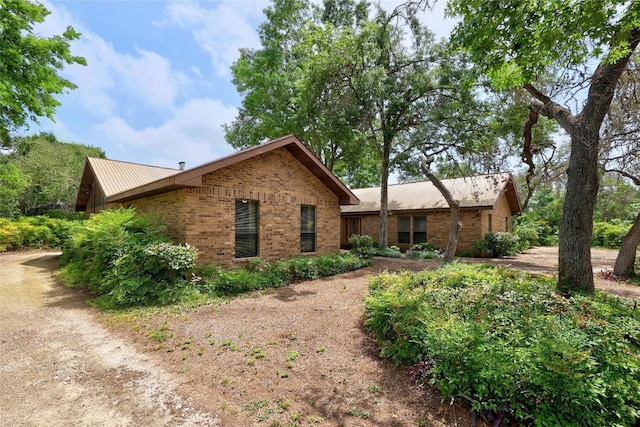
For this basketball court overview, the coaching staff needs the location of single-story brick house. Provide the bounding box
[340,173,522,252]
[75,135,359,265]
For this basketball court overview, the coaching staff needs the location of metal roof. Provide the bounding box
[90,158,180,197]
[341,173,521,214]
[75,135,359,211]
[75,158,180,211]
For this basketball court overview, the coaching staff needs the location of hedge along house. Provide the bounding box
[75,135,359,265]
[340,173,522,253]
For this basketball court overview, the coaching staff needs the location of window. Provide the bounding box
[235,200,259,258]
[301,205,316,253]
[488,214,493,232]
[413,215,427,243]
[398,215,410,244]
[505,217,509,232]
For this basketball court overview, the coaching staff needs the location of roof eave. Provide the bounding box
[107,175,202,203]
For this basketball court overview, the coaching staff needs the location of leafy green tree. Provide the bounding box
[0,0,86,144]
[297,4,442,248]
[2,133,104,215]
[447,0,640,294]
[227,0,447,248]
[225,0,372,180]
[0,162,29,217]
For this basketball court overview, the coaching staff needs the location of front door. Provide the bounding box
[341,217,362,246]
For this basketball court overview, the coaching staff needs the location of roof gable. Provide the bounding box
[75,158,180,211]
[341,173,522,214]
[75,135,358,211]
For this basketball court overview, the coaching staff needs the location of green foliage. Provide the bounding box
[200,253,370,297]
[474,232,522,257]
[374,246,402,258]
[513,214,559,247]
[225,0,377,185]
[0,215,78,251]
[594,175,640,222]
[0,1,86,143]
[405,242,442,259]
[1,133,105,216]
[592,221,632,248]
[364,263,640,426]
[58,208,198,308]
[447,1,639,89]
[0,163,29,217]
[349,234,378,258]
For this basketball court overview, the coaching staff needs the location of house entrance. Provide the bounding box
[341,217,362,247]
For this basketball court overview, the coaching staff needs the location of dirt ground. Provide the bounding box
[1,247,638,427]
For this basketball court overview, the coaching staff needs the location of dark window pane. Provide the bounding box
[235,200,258,258]
[414,216,426,243]
[301,205,316,252]
[398,216,410,244]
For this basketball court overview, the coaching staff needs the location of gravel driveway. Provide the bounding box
[0,251,219,427]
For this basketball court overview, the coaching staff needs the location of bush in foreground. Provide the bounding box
[58,208,197,308]
[364,263,640,426]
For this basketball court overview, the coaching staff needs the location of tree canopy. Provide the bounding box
[0,0,86,144]
[0,133,104,216]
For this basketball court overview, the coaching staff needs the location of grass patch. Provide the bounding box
[364,263,640,426]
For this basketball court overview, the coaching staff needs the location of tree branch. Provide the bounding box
[523,83,575,132]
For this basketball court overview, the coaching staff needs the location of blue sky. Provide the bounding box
[31,1,455,170]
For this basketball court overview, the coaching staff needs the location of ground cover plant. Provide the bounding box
[364,263,640,426]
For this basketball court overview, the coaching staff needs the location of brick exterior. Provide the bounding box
[343,192,514,253]
[127,147,340,265]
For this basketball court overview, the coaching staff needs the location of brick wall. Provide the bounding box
[130,147,341,265]
[481,192,513,235]
[347,196,513,254]
[132,191,189,243]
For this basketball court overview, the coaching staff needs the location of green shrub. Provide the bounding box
[474,231,521,257]
[513,225,538,249]
[410,242,435,251]
[201,253,370,297]
[58,208,198,308]
[513,216,558,246]
[0,216,78,251]
[364,263,640,426]
[592,221,631,248]
[349,234,378,258]
[405,242,442,259]
[375,246,402,258]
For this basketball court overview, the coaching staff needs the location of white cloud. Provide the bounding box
[37,1,189,117]
[159,1,262,76]
[97,98,238,167]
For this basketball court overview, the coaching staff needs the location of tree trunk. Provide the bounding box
[378,138,391,249]
[613,212,640,277]
[524,29,639,295]
[421,156,461,262]
[557,123,599,295]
